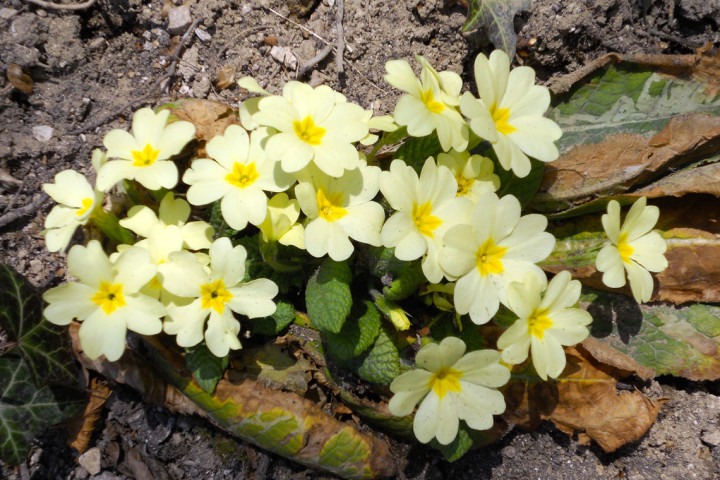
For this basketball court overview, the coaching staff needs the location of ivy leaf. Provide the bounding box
[356,327,400,386]
[250,301,297,335]
[0,355,84,466]
[462,0,533,57]
[305,258,353,333]
[325,300,382,360]
[0,263,78,388]
[185,344,228,393]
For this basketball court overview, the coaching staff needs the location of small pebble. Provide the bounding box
[78,448,101,476]
[32,126,53,142]
[167,5,192,35]
[195,28,211,42]
[701,429,720,447]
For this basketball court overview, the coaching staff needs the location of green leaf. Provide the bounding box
[185,344,228,393]
[0,264,78,388]
[250,301,297,335]
[0,355,84,466]
[91,209,135,246]
[462,0,533,57]
[239,343,312,395]
[305,258,353,334]
[583,289,720,380]
[209,200,238,239]
[325,300,382,360]
[549,64,720,154]
[365,246,425,301]
[429,314,487,352]
[356,327,400,386]
[393,134,443,173]
[494,155,545,208]
[429,422,475,462]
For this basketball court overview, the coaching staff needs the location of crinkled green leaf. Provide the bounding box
[394,134,443,173]
[209,200,238,239]
[185,344,228,393]
[305,258,353,333]
[549,64,720,154]
[583,289,720,380]
[250,301,297,335]
[429,313,487,352]
[0,355,84,466]
[462,0,533,57]
[356,327,400,386]
[325,300,382,360]
[365,246,425,301]
[0,263,78,388]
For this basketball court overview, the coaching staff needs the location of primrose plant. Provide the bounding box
[41,49,668,449]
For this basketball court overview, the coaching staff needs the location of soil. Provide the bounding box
[1,0,719,478]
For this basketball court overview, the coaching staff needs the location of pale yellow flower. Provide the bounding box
[436,149,500,203]
[42,241,164,361]
[252,82,368,177]
[497,271,592,380]
[97,107,195,191]
[596,198,668,303]
[385,56,468,152]
[460,50,561,178]
[388,337,509,445]
[258,193,305,250]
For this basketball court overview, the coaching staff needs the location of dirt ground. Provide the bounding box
[1,0,720,478]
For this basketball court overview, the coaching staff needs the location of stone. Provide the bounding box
[78,447,102,476]
[167,5,192,36]
[32,126,53,142]
[701,429,720,447]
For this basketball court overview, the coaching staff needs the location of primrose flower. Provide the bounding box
[258,193,305,249]
[42,241,164,361]
[183,125,294,231]
[159,237,278,357]
[295,162,385,261]
[42,169,104,252]
[460,49,561,178]
[388,337,510,445]
[441,192,555,325]
[497,271,592,380]
[379,158,473,283]
[436,150,500,203]
[359,110,398,146]
[97,107,195,191]
[595,198,668,303]
[252,82,368,177]
[384,57,468,152]
[120,192,213,250]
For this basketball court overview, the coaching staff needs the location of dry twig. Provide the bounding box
[69,18,203,135]
[0,193,47,228]
[20,0,98,11]
[335,0,345,76]
[297,45,333,79]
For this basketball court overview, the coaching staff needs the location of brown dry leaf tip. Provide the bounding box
[503,347,664,452]
[537,114,720,210]
[215,65,236,89]
[65,377,113,453]
[170,99,242,143]
[577,337,656,381]
[6,63,33,94]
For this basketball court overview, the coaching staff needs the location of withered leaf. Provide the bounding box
[215,65,236,89]
[229,343,313,395]
[503,347,663,452]
[65,377,113,453]
[535,114,720,213]
[6,63,33,95]
[170,99,241,143]
[577,338,655,381]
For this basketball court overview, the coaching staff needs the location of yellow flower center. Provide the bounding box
[91,282,126,315]
[420,88,445,114]
[131,143,160,167]
[428,367,462,399]
[293,116,326,145]
[528,308,553,339]
[455,174,474,196]
[225,162,259,188]
[475,238,507,276]
[75,198,94,217]
[412,201,442,238]
[200,279,234,314]
[617,232,634,265]
[316,188,347,222]
[490,103,516,135]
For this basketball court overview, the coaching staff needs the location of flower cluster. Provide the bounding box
[39,50,669,449]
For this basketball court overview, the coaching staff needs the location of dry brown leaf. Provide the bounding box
[215,65,236,89]
[65,377,112,453]
[536,114,720,211]
[503,347,663,452]
[171,99,241,143]
[6,63,33,95]
[577,338,656,380]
